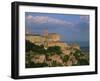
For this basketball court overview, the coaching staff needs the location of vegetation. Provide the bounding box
[26,62,48,68]
[26,40,47,54]
[51,60,63,67]
[73,49,82,59]
[47,46,62,55]
[78,59,89,65]
[73,49,89,65]
[26,40,62,55]
[25,40,89,68]
[51,61,57,67]
[63,55,69,62]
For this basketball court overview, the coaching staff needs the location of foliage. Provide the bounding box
[47,46,62,55]
[26,40,46,54]
[26,40,62,55]
[26,62,48,68]
[51,61,57,67]
[73,49,82,59]
[25,51,33,64]
[78,59,89,65]
[63,55,69,62]
[26,40,34,52]
[25,40,89,67]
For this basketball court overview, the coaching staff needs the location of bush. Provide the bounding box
[26,40,47,54]
[26,62,48,68]
[78,59,89,65]
[73,50,82,59]
[51,61,57,67]
[26,40,63,55]
[26,40,34,52]
[63,55,69,62]
[72,59,89,66]
[47,46,62,55]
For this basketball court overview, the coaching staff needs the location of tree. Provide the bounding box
[26,62,48,68]
[78,59,89,65]
[47,46,62,55]
[26,40,47,54]
[51,61,58,67]
[26,40,35,52]
[73,49,82,59]
[63,55,69,62]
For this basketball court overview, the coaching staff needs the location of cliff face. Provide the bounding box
[25,40,89,68]
[25,34,89,68]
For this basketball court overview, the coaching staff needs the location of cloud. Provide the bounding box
[80,15,89,21]
[69,15,89,32]
[26,15,73,26]
[26,15,33,20]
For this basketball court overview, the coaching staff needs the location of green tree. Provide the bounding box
[63,55,69,62]
[73,49,82,59]
[26,40,47,54]
[47,46,62,55]
[78,59,89,65]
[26,62,48,68]
[51,61,57,67]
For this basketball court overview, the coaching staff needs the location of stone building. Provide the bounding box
[26,33,80,50]
[26,34,43,44]
[26,33,68,48]
[48,33,60,41]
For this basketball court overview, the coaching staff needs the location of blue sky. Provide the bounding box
[25,12,89,42]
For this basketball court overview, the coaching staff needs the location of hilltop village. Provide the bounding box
[25,30,89,68]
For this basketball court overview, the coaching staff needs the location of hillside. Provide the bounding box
[25,40,89,68]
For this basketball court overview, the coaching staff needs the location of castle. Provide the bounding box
[26,30,81,66]
[26,29,80,50]
[26,33,69,49]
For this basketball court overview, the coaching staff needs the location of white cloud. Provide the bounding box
[26,15,33,20]
[80,15,89,21]
[26,15,73,26]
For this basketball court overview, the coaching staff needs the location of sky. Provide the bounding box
[25,12,89,42]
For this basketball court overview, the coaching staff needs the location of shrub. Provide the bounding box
[26,62,48,68]
[78,59,89,65]
[51,61,58,67]
[26,40,47,54]
[47,46,62,55]
[63,55,69,62]
[73,50,82,59]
